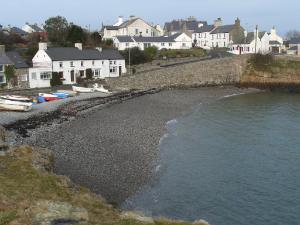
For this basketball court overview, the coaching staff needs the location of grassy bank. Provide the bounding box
[240,54,300,90]
[0,146,208,225]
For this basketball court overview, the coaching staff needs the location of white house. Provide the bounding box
[287,38,300,55]
[29,43,126,88]
[113,33,192,51]
[229,30,270,55]
[268,27,283,53]
[22,23,44,34]
[101,16,162,40]
[192,18,245,50]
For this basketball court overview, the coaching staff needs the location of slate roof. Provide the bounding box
[103,17,153,31]
[289,38,300,45]
[6,51,29,69]
[45,48,124,61]
[0,53,13,65]
[30,24,44,32]
[269,40,281,45]
[10,27,28,36]
[210,25,237,34]
[164,20,207,32]
[115,33,185,43]
[233,32,267,44]
[288,46,298,51]
[194,25,215,33]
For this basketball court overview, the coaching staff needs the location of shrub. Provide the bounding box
[144,46,158,61]
[85,69,93,80]
[120,47,149,65]
[50,72,63,86]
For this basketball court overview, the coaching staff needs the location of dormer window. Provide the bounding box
[81,61,84,67]
[59,62,63,68]
[70,61,74,67]
[92,61,95,66]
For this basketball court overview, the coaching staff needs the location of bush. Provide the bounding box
[50,72,63,86]
[120,47,149,65]
[249,54,274,71]
[144,46,158,61]
[159,48,206,59]
[86,69,93,80]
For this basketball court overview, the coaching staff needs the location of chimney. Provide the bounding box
[235,18,241,26]
[129,15,136,20]
[244,30,248,39]
[214,18,222,27]
[270,26,276,36]
[75,43,83,50]
[118,16,124,24]
[96,47,102,52]
[0,45,5,55]
[39,42,48,50]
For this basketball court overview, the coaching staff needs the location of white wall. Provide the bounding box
[28,67,52,88]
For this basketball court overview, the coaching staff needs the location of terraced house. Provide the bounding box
[29,43,126,88]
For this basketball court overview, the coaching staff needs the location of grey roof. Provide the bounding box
[116,33,185,43]
[103,26,119,31]
[6,51,29,69]
[269,40,281,45]
[10,27,28,36]
[119,18,140,28]
[0,53,13,65]
[287,46,298,51]
[115,36,134,42]
[233,31,266,44]
[164,20,207,32]
[289,38,300,45]
[210,25,236,34]
[194,25,215,33]
[30,24,44,32]
[45,48,124,61]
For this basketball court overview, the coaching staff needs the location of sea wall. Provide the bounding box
[107,56,249,90]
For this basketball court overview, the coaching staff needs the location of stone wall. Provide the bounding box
[107,56,249,90]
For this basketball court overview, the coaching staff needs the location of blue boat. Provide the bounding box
[52,93,70,99]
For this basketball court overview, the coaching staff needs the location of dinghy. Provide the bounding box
[56,90,77,97]
[0,99,33,112]
[52,92,70,99]
[93,84,111,93]
[0,95,32,103]
[38,93,59,101]
[72,86,94,93]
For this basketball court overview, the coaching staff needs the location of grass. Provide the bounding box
[0,146,205,225]
[158,48,206,59]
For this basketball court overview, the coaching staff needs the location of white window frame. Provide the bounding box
[31,72,37,80]
[40,72,52,80]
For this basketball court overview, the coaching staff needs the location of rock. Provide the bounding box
[29,200,89,225]
[121,211,154,223]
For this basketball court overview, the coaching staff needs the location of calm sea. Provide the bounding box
[122,92,300,225]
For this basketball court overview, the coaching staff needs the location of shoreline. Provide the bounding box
[5,86,259,206]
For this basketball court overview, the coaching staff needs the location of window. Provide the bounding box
[169,43,172,47]
[110,66,117,73]
[31,73,37,80]
[109,61,113,65]
[0,76,3,83]
[224,42,226,47]
[102,61,104,65]
[0,65,4,72]
[92,61,95,66]
[70,61,74,67]
[161,43,165,47]
[114,61,116,65]
[19,74,28,82]
[81,61,84,67]
[40,72,51,80]
[59,62,63,68]
[146,29,149,34]
[126,43,129,47]
[93,69,101,77]
[182,43,186,47]
[224,33,226,39]
[135,29,139,35]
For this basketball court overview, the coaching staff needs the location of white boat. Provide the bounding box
[0,95,32,103]
[93,84,111,93]
[0,99,33,112]
[56,90,78,97]
[72,86,95,93]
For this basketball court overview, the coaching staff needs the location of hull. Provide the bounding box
[52,93,70,99]
[72,86,94,93]
[56,90,77,97]
[39,93,60,101]
[0,100,33,112]
[0,95,32,103]
[94,87,111,93]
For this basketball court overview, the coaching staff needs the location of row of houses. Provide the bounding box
[0,23,45,38]
[0,43,127,89]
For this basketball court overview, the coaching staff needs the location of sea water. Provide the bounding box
[122,92,300,225]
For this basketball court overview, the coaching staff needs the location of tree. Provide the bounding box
[86,69,93,80]
[120,47,149,65]
[67,24,87,44]
[4,65,16,88]
[44,16,69,45]
[286,30,300,40]
[50,72,63,86]
[90,32,102,46]
[144,46,158,61]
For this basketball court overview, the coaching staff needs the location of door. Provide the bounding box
[119,66,122,76]
[71,70,75,82]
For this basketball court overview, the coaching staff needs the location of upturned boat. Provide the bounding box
[72,86,94,93]
[93,84,111,93]
[52,92,70,99]
[0,95,32,103]
[0,99,33,112]
[56,90,77,97]
[38,93,60,101]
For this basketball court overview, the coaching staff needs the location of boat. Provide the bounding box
[0,95,32,103]
[0,99,33,112]
[93,84,111,93]
[72,86,94,93]
[38,93,60,101]
[52,92,70,99]
[56,90,78,97]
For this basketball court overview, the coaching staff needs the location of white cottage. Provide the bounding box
[29,43,126,88]
[101,16,162,40]
[113,33,192,51]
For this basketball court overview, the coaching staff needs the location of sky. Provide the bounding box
[0,0,298,35]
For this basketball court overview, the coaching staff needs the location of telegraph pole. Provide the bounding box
[254,25,258,54]
[128,42,131,76]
